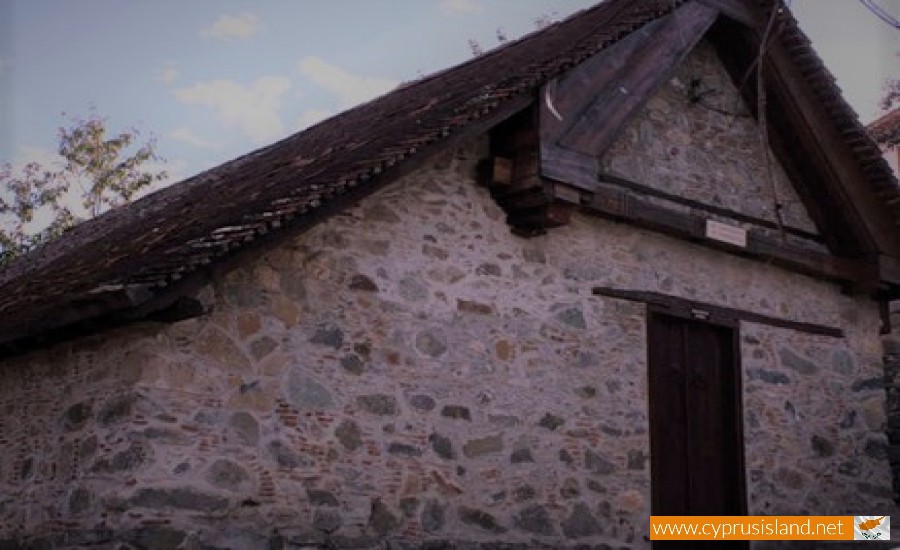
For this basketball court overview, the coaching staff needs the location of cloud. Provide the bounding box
[0,57,8,77]
[170,126,221,149]
[297,56,397,109]
[296,109,332,130]
[155,64,178,85]
[440,0,482,14]
[201,13,262,40]
[173,76,291,144]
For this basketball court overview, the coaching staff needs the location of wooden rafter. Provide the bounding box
[542,2,719,163]
[529,1,900,296]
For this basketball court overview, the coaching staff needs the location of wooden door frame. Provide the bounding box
[646,303,748,517]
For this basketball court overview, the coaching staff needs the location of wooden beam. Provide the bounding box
[553,2,719,156]
[539,16,668,143]
[577,180,877,288]
[539,2,719,192]
[764,39,900,255]
[695,0,761,28]
[476,157,513,187]
[512,151,540,180]
[483,103,576,232]
[762,98,864,254]
[597,171,824,243]
[705,19,879,258]
[592,286,844,338]
[539,143,598,191]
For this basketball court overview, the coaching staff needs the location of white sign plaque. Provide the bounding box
[705,220,747,248]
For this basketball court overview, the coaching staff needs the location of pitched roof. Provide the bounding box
[0,0,896,354]
[869,107,900,148]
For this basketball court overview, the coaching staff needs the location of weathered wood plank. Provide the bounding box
[490,174,545,197]
[745,231,873,285]
[552,182,583,205]
[765,39,900,255]
[592,286,845,338]
[585,185,629,217]
[556,2,719,156]
[476,157,513,187]
[512,151,540,181]
[695,0,761,28]
[706,20,874,258]
[627,194,704,237]
[539,16,667,142]
[581,181,878,288]
[540,142,598,191]
[596,171,824,243]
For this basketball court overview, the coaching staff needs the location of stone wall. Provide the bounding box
[0,48,893,547]
[743,323,891,515]
[600,40,819,239]
[0,139,891,548]
[883,306,900,506]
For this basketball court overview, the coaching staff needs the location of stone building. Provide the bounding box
[1,0,899,548]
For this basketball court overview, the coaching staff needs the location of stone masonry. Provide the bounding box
[0,46,893,548]
[884,307,900,506]
[601,41,820,247]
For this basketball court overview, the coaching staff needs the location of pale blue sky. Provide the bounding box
[0,0,897,190]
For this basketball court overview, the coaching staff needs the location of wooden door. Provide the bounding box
[648,311,745,543]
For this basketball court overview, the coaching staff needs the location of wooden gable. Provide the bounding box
[479,1,900,302]
[598,40,820,239]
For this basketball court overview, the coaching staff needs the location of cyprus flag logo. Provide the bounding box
[854,516,890,541]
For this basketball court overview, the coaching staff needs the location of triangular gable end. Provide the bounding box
[479,0,900,298]
[599,40,820,241]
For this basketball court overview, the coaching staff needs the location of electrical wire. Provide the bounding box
[755,1,789,244]
[859,0,900,30]
[735,1,785,99]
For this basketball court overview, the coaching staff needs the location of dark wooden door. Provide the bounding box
[648,312,744,522]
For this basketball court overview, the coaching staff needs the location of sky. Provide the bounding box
[0,0,898,193]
